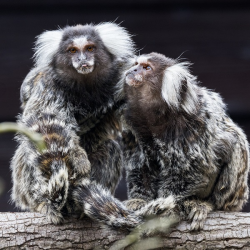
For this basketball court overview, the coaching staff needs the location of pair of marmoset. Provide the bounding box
[11,22,249,232]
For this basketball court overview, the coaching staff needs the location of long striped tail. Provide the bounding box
[73,181,142,231]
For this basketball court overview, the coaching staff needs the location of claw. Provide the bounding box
[187,201,212,231]
[188,207,197,220]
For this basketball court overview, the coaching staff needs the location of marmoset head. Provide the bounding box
[59,26,99,75]
[34,22,135,77]
[125,52,199,113]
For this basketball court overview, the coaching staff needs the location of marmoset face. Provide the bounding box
[66,37,96,75]
[125,53,180,105]
[56,25,110,76]
[125,55,153,87]
[62,35,97,75]
[125,53,175,89]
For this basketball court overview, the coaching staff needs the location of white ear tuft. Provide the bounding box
[162,62,194,109]
[33,29,63,67]
[95,22,135,58]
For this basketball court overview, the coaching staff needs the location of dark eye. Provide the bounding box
[143,65,151,70]
[135,62,138,65]
[87,46,94,52]
[69,48,77,53]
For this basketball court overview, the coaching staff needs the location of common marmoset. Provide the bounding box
[11,23,142,230]
[122,52,249,230]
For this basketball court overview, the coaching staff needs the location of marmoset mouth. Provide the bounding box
[125,75,142,87]
[76,65,94,74]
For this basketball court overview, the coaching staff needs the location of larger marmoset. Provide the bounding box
[11,23,142,229]
[122,52,249,230]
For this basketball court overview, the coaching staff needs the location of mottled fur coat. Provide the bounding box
[122,53,249,230]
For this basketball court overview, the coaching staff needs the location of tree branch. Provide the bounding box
[0,212,250,249]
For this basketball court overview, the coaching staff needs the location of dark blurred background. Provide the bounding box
[0,0,250,212]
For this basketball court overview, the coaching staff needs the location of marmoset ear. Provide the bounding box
[95,22,135,58]
[161,62,199,113]
[33,29,63,67]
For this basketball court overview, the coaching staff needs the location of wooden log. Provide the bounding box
[0,212,250,249]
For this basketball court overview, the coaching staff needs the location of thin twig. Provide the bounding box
[0,122,46,152]
[109,216,178,250]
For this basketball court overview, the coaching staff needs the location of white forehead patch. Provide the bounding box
[73,36,89,48]
[137,56,149,64]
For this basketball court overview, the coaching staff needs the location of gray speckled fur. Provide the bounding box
[122,52,249,230]
[11,23,142,230]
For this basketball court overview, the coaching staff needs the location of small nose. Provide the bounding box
[133,68,137,72]
[80,53,87,60]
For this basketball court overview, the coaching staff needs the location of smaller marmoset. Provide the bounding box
[122,52,249,230]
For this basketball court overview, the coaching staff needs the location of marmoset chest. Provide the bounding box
[142,135,220,198]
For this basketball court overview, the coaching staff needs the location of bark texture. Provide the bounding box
[0,212,250,249]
